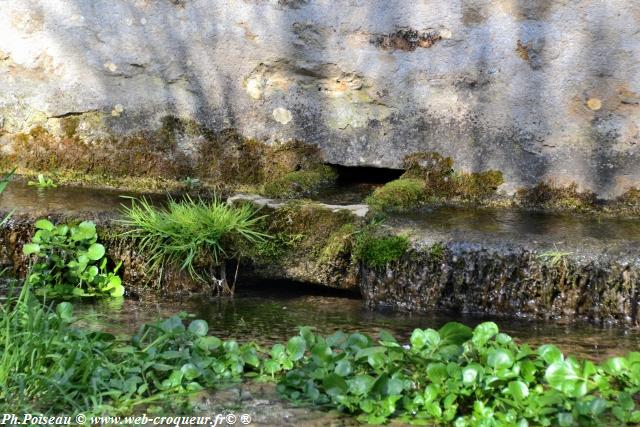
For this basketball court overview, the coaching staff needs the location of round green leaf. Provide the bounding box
[188,319,209,337]
[22,243,40,255]
[472,322,499,347]
[487,349,514,370]
[462,365,481,385]
[287,336,306,361]
[87,243,105,261]
[35,218,54,231]
[427,363,448,384]
[508,380,529,400]
[56,302,73,322]
[335,359,353,377]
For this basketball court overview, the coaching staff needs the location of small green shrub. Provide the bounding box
[262,165,337,199]
[23,219,123,297]
[355,234,410,268]
[366,178,425,212]
[119,196,270,294]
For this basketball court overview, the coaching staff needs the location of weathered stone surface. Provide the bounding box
[0,0,639,197]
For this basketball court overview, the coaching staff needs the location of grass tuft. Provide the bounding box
[119,196,269,292]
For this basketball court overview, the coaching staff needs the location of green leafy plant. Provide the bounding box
[274,322,640,425]
[27,174,57,189]
[0,284,261,416]
[119,196,270,295]
[2,286,639,424]
[22,219,123,297]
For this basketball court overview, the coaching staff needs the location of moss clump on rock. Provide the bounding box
[262,165,338,199]
[366,152,503,212]
[366,178,426,212]
[516,182,597,211]
[354,233,410,268]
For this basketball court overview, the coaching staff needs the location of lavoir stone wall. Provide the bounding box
[1,0,639,198]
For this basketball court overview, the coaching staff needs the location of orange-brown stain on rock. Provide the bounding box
[516,40,530,61]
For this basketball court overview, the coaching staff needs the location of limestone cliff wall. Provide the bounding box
[0,0,639,198]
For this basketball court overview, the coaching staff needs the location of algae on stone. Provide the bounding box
[261,165,337,199]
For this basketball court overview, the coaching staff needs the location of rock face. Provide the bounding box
[1,0,639,198]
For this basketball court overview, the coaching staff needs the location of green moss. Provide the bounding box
[397,152,503,204]
[318,223,357,264]
[366,178,425,212]
[455,170,504,201]
[516,182,597,211]
[261,165,337,199]
[60,116,80,139]
[617,188,640,207]
[355,234,410,268]
[429,242,446,259]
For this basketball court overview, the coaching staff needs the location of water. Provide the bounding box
[0,179,163,215]
[77,282,640,362]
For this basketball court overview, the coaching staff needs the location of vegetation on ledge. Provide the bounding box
[261,165,337,199]
[366,152,503,213]
[119,196,270,295]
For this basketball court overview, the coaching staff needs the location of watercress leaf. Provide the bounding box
[323,373,348,397]
[187,319,209,337]
[378,329,397,344]
[348,375,375,395]
[508,380,529,401]
[438,322,473,345]
[326,330,347,348]
[35,218,55,231]
[604,357,628,375]
[87,243,106,261]
[487,349,514,370]
[109,284,125,298]
[196,336,222,351]
[287,336,306,361]
[347,333,370,350]
[472,322,499,347]
[545,361,579,392]
[180,363,200,380]
[335,359,352,377]
[427,363,448,384]
[538,344,564,364]
[159,316,185,333]
[55,302,73,322]
[22,243,40,255]
[557,413,573,427]
[462,365,482,385]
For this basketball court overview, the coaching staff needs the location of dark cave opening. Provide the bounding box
[329,164,404,185]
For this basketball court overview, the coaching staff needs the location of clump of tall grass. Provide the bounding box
[119,196,270,295]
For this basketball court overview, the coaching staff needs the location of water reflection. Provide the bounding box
[76,283,640,362]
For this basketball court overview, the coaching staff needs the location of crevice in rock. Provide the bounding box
[328,164,404,185]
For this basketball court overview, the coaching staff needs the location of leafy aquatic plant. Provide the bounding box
[0,284,260,416]
[22,219,123,297]
[274,322,640,426]
[119,196,270,295]
[27,174,57,189]
[1,285,639,424]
